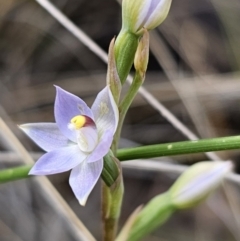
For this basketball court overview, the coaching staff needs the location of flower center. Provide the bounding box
[68,115,95,130]
[70,115,85,129]
[68,115,98,153]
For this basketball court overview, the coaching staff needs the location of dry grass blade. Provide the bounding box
[0,219,25,241]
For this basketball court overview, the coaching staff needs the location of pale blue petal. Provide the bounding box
[19,123,72,152]
[134,0,152,31]
[29,145,87,175]
[54,86,94,142]
[69,159,103,206]
[144,0,172,30]
[87,130,113,163]
[91,86,119,137]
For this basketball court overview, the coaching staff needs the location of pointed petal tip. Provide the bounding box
[69,161,103,207]
[28,171,35,176]
[19,125,31,134]
[28,167,39,175]
[28,168,52,176]
[79,198,87,206]
[28,165,46,176]
[18,124,26,130]
[18,123,36,131]
[19,124,31,134]
[54,85,66,95]
[54,85,62,91]
[54,85,63,94]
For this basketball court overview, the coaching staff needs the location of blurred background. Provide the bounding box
[0,0,240,240]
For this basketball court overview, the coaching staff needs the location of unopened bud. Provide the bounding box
[122,0,172,34]
[101,151,120,187]
[169,161,233,209]
[134,29,149,74]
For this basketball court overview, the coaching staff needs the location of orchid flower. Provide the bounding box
[20,86,119,206]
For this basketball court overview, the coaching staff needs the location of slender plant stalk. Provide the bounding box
[117,135,240,161]
[103,23,140,241]
[112,71,144,153]
[2,135,240,183]
[102,184,117,241]
[0,165,32,183]
[102,183,113,240]
[102,162,124,241]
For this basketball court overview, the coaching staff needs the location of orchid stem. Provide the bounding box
[117,135,240,161]
[0,165,32,183]
[112,71,144,153]
[102,161,124,241]
[1,135,240,183]
[102,29,139,241]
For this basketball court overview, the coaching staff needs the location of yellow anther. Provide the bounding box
[70,115,86,130]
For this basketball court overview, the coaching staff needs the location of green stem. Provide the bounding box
[0,165,32,183]
[112,71,144,153]
[117,135,240,161]
[1,135,240,183]
[102,162,124,241]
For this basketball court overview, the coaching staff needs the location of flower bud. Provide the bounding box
[134,29,149,74]
[101,151,120,187]
[169,161,233,209]
[122,0,172,34]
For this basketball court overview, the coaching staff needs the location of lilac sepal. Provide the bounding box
[54,86,94,142]
[69,158,103,206]
[29,145,87,175]
[19,123,71,152]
